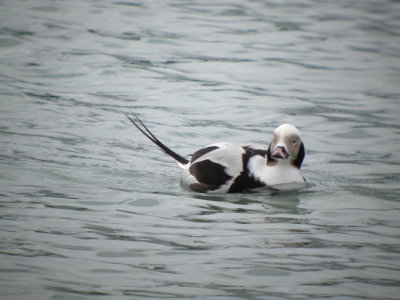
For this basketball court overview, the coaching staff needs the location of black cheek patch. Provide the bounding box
[189,159,232,187]
[292,142,305,169]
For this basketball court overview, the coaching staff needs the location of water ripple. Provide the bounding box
[0,0,399,299]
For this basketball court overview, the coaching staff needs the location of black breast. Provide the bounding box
[228,147,266,193]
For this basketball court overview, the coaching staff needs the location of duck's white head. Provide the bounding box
[267,124,305,168]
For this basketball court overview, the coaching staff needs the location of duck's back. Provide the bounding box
[181,143,267,193]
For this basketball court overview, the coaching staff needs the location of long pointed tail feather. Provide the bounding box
[126,113,189,165]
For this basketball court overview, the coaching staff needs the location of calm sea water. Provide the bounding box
[1,0,400,299]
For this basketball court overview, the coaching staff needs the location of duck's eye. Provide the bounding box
[292,138,297,145]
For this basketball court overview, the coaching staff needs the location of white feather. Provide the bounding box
[248,155,304,187]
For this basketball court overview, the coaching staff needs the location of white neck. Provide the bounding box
[248,156,304,187]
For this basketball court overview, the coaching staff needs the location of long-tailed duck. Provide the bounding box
[126,114,305,193]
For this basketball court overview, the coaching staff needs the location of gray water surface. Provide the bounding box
[1,1,400,299]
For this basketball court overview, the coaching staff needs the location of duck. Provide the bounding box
[126,113,306,193]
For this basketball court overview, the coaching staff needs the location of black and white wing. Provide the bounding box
[182,144,267,193]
